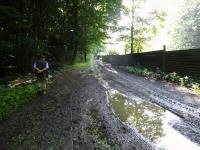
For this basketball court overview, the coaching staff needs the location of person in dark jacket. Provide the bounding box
[33,55,49,94]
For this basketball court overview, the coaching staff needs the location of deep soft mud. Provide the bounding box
[0,61,200,150]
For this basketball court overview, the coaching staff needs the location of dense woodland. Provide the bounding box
[1,0,200,74]
[0,0,123,74]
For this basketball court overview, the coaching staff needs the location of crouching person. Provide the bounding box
[33,55,49,94]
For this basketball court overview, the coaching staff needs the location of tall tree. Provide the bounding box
[171,0,200,50]
[0,0,123,72]
[116,0,166,54]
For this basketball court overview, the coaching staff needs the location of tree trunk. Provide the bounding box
[71,0,78,63]
[84,49,87,62]
[131,0,134,54]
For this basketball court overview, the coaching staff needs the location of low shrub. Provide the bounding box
[119,65,199,94]
[0,58,92,121]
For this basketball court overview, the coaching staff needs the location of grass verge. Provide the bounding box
[64,54,93,70]
[0,84,38,121]
[0,54,93,121]
[63,61,92,70]
[119,65,200,95]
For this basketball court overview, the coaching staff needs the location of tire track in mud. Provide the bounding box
[96,60,200,148]
[1,63,199,150]
[93,62,159,150]
[69,73,91,150]
[98,61,200,124]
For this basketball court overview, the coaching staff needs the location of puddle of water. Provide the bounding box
[109,90,200,150]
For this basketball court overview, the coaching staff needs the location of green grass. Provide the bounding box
[0,54,93,121]
[0,84,38,121]
[64,61,92,70]
[64,54,93,70]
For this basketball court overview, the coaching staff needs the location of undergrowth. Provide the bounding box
[0,84,38,121]
[119,65,200,94]
[0,55,93,121]
[64,54,93,70]
[63,61,92,70]
[0,51,94,121]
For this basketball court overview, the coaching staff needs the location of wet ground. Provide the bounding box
[0,60,200,150]
[97,60,200,150]
[108,89,200,150]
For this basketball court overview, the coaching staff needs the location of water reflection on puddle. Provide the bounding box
[109,89,200,150]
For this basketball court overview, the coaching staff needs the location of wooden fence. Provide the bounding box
[102,48,200,80]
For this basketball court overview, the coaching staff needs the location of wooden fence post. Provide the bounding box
[163,45,166,72]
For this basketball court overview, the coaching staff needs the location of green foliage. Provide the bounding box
[121,66,147,76]
[120,1,167,53]
[119,65,200,94]
[171,0,200,49]
[108,49,119,55]
[0,0,123,71]
[63,61,91,71]
[125,37,144,53]
[63,54,93,70]
[0,84,37,121]
[194,84,200,95]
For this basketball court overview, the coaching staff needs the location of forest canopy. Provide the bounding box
[0,0,123,72]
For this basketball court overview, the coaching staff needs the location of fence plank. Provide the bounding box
[102,49,200,80]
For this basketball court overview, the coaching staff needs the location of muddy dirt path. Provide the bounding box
[0,68,142,150]
[96,60,200,150]
[0,60,200,150]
